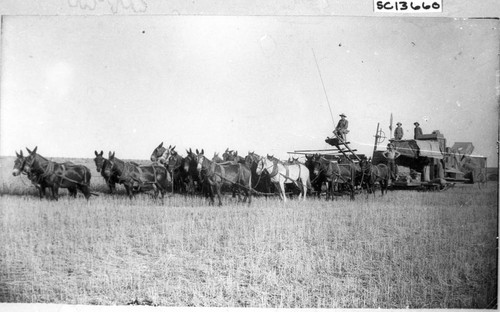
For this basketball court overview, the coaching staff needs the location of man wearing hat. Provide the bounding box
[394,122,403,140]
[414,122,423,139]
[383,143,401,184]
[334,113,349,141]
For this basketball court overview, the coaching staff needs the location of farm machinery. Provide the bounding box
[371,126,487,189]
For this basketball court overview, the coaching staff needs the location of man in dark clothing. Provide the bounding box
[334,113,349,141]
[394,122,403,140]
[414,122,423,139]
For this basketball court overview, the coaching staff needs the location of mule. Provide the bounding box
[212,152,223,163]
[12,150,51,195]
[104,152,169,199]
[164,147,189,193]
[196,149,252,206]
[244,152,275,196]
[222,148,245,164]
[94,150,120,194]
[150,142,174,164]
[312,155,356,200]
[24,147,93,200]
[255,155,310,202]
[305,154,324,198]
[359,158,390,196]
[183,148,204,195]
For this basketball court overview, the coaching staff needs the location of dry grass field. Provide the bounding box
[0,156,497,308]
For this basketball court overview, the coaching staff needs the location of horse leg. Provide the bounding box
[301,181,307,201]
[81,184,91,200]
[279,180,287,202]
[52,185,59,201]
[125,184,134,199]
[215,183,223,206]
[38,185,45,199]
[246,185,251,204]
[108,182,115,194]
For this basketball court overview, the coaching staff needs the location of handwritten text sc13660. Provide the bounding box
[374,1,442,12]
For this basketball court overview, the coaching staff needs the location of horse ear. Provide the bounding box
[159,142,163,148]
[95,150,99,156]
[15,150,19,157]
[33,146,38,154]
[100,150,103,156]
[234,151,238,156]
[201,149,204,155]
[196,149,199,154]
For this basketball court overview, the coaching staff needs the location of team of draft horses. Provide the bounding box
[11,143,391,205]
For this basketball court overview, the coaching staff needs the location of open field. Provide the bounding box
[0,156,498,308]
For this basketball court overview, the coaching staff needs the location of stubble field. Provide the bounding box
[0,156,497,308]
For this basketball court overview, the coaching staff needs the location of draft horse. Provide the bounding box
[255,156,310,202]
[164,147,189,193]
[196,149,252,206]
[94,150,121,194]
[12,150,52,195]
[23,147,94,200]
[104,152,169,199]
[244,152,275,196]
[359,158,390,196]
[312,155,356,200]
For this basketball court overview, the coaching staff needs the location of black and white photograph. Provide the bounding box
[0,0,498,310]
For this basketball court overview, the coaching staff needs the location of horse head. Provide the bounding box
[93,150,105,172]
[255,156,271,176]
[12,150,26,176]
[212,152,223,163]
[151,142,173,163]
[360,158,371,173]
[195,149,206,172]
[104,151,117,178]
[24,146,39,174]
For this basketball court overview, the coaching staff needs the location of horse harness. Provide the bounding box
[32,159,89,186]
[264,159,302,183]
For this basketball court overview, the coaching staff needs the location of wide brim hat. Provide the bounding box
[396,122,402,126]
[414,122,420,126]
[339,113,346,117]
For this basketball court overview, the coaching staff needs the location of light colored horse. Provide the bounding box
[255,156,310,202]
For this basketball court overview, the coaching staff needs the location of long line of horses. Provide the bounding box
[11,143,391,205]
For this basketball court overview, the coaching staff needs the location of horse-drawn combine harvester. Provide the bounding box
[290,123,487,194]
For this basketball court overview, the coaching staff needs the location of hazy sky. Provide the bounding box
[1,16,498,164]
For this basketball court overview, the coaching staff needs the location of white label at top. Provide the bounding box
[374,1,443,12]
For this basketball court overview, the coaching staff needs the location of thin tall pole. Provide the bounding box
[312,48,335,126]
[373,122,380,157]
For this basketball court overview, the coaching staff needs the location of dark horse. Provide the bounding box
[359,158,390,196]
[312,155,356,200]
[23,147,93,200]
[183,148,204,195]
[196,149,252,206]
[222,148,245,164]
[305,154,324,198]
[244,151,275,196]
[94,150,120,194]
[12,149,54,195]
[165,147,189,194]
[104,152,169,199]
[150,142,173,164]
